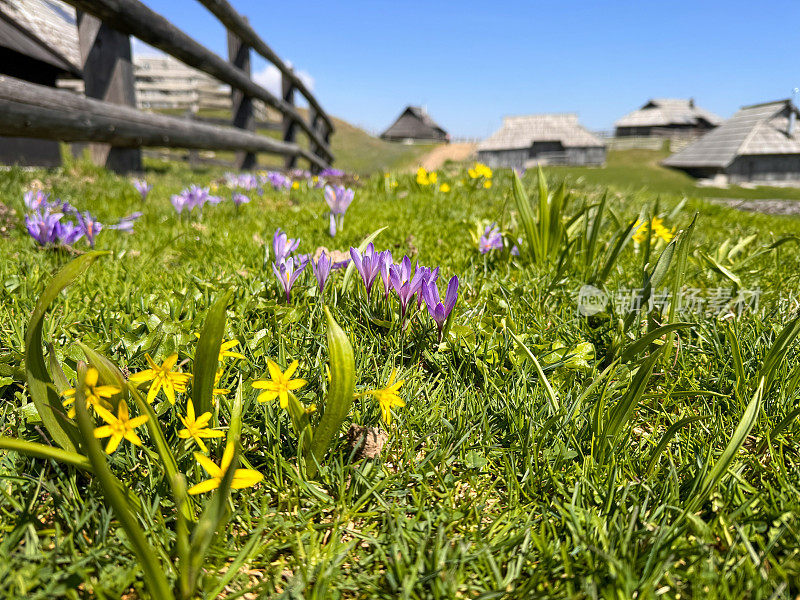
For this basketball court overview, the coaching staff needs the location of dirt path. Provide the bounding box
[416,142,477,171]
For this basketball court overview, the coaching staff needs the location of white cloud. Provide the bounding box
[252,63,314,98]
[131,39,164,58]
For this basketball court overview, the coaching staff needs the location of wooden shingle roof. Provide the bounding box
[478,114,604,151]
[0,0,80,74]
[380,106,447,140]
[615,98,721,128]
[663,100,800,168]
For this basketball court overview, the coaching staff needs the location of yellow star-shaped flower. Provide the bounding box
[178,399,225,453]
[62,367,120,418]
[93,401,149,454]
[188,443,263,495]
[193,335,245,362]
[367,369,406,425]
[251,359,306,408]
[128,354,190,404]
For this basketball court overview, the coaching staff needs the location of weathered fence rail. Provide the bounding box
[0,0,334,173]
[0,76,327,168]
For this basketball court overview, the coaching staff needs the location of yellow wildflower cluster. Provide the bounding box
[253,359,407,427]
[60,340,263,495]
[63,367,148,454]
[416,167,438,186]
[467,162,493,188]
[633,217,675,244]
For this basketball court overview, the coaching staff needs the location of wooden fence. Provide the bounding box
[0,0,334,173]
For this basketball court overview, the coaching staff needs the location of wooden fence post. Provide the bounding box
[227,24,256,170]
[282,73,297,169]
[77,12,141,173]
[308,107,321,174]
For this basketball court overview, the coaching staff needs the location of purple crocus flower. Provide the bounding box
[479,223,503,253]
[58,220,84,245]
[24,190,49,211]
[25,207,63,246]
[263,171,292,190]
[225,173,259,191]
[423,276,459,341]
[320,168,345,178]
[324,185,354,215]
[390,256,424,321]
[415,265,440,308]
[232,193,250,208]
[77,211,103,248]
[58,200,78,215]
[379,250,394,299]
[349,243,385,296]
[329,213,337,237]
[171,193,188,214]
[325,185,355,237]
[132,179,152,201]
[110,211,143,234]
[272,256,308,303]
[311,251,332,294]
[273,228,300,264]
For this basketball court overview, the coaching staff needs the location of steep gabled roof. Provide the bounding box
[380,106,447,139]
[615,98,721,128]
[0,0,80,74]
[663,100,800,168]
[478,114,604,151]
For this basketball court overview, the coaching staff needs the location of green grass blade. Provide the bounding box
[664,214,697,360]
[509,330,559,414]
[25,251,108,452]
[759,314,800,392]
[757,405,800,453]
[306,307,355,478]
[511,171,539,263]
[594,216,638,286]
[724,323,746,399]
[687,379,763,512]
[0,436,92,472]
[537,167,550,261]
[603,348,663,457]
[585,192,606,275]
[620,323,695,363]
[644,415,709,476]
[46,342,71,394]
[194,291,231,416]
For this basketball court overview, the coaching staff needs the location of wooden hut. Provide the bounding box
[614,98,721,139]
[663,99,800,183]
[380,106,449,143]
[477,114,605,170]
[0,0,81,166]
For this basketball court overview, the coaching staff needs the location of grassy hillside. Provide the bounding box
[154,108,438,175]
[547,148,800,201]
[323,115,437,175]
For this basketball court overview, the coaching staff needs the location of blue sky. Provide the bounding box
[141,0,800,138]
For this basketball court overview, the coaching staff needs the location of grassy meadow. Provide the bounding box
[2,153,800,599]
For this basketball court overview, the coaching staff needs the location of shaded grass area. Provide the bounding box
[2,157,800,597]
